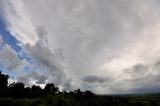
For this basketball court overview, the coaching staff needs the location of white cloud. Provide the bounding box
[0,43,29,71]
[0,0,39,45]
[1,0,160,93]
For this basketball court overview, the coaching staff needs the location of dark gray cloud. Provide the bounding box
[82,75,110,83]
[123,63,149,79]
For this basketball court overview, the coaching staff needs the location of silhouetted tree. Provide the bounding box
[31,85,44,98]
[0,71,97,104]
[45,83,58,95]
[74,89,83,95]
[74,89,83,100]
[8,82,25,98]
[69,91,75,96]
[24,87,31,98]
[0,71,9,88]
[83,90,94,100]
[0,71,9,97]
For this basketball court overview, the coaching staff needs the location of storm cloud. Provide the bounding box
[1,0,160,94]
[82,75,110,83]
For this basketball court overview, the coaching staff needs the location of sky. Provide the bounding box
[0,0,160,94]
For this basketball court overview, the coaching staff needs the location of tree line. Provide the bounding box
[0,71,94,99]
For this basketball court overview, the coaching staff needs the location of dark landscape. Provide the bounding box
[1,72,160,106]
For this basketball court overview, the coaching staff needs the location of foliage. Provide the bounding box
[0,72,160,106]
[0,71,9,97]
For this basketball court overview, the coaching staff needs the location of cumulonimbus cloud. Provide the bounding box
[1,0,160,94]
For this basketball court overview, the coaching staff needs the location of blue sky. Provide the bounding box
[0,15,33,79]
[0,17,21,51]
[0,16,32,63]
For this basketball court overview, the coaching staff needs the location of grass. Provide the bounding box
[0,94,160,106]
